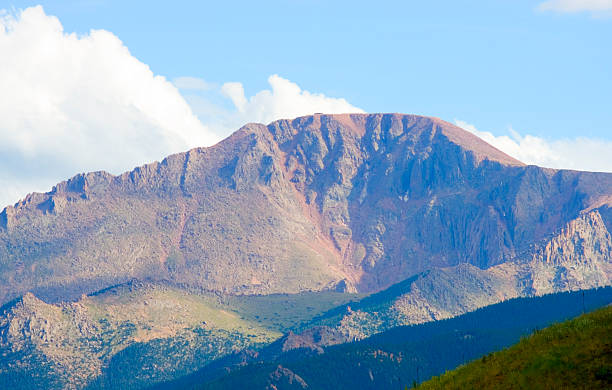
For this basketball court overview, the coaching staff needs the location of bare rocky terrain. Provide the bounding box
[1,113,611,388]
[1,113,611,303]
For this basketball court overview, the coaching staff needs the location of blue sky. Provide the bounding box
[9,0,611,138]
[1,1,611,206]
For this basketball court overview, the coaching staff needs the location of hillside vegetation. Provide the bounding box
[0,281,364,389]
[420,305,612,390]
[157,287,612,390]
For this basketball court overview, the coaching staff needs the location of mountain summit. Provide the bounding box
[1,113,611,304]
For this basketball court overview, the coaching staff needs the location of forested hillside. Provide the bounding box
[420,304,612,389]
[152,287,612,389]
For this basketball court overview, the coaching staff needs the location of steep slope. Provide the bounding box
[1,113,612,305]
[420,304,612,390]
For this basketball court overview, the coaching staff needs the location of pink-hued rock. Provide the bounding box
[0,113,611,304]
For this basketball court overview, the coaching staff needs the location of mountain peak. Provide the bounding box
[267,113,524,167]
[0,113,610,304]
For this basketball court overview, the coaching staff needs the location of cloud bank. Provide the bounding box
[538,0,612,15]
[0,6,217,207]
[455,120,612,173]
[0,6,362,208]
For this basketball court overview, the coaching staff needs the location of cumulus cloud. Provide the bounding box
[177,74,364,138]
[0,5,219,207]
[455,120,612,173]
[0,6,363,208]
[538,0,612,15]
[221,74,364,124]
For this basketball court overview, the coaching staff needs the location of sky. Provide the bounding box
[1,0,611,207]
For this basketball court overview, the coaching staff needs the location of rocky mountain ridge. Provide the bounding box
[1,113,612,305]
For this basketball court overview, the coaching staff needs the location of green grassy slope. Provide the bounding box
[420,305,612,390]
[226,291,364,332]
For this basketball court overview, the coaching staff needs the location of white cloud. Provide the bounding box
[538,0,612,15]
[181,74,364,137]
[221,82,249,112]
[0,6,220,207]
[177,74,364,147]
[221,74,364,125]
[455,120,612,173]
[0,6,364,208]
[2,6,608,209]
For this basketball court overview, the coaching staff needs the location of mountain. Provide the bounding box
[1,113,611,388]
[419,303,612,390]
[168,287,612,390]
[1,113,611,305]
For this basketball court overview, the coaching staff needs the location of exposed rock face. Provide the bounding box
[292,209,612,343]
[262,326,347,357]
[1,113,611,304]
[504,209,612,295]
[266,365,308,390]
[0,293,103,389]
